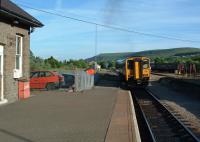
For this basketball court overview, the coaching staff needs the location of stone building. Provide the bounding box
[0,0,43,104]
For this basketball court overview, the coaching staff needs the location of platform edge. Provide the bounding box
[129,91,141,142]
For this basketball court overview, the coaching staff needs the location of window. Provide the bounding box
[39,72,45,77]
[65,75,74,81]
[127,60,134,69]
[143,60,149,69]
[16,35,23,77]
[31,72,39,78]
[45,71,53,77]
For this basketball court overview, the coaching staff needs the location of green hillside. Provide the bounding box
[86,47,200,62]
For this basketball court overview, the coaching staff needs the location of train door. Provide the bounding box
[134,61,140,80]
[134,59,142,80]
[126,60,134,81]
[128,60,134,75]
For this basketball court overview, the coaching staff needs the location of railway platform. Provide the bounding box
[152,72,200,86]
[0,86,140,142]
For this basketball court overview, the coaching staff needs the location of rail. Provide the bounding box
[131,88,200,142]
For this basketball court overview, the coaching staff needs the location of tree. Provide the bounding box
[154,57,165,64]
[45,56,61,68]
[98,61,107,69]
[30,51,91,71]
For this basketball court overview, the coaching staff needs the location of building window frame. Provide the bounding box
[15,35,23,78]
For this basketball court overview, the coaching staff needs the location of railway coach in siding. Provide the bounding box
[119,56,151,87]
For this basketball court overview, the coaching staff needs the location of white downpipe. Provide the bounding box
[0,45,7,105]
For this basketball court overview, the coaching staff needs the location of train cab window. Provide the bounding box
[143,60,149,69]
[128,60,134,69]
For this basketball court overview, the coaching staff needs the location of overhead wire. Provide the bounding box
[15,2,200,43]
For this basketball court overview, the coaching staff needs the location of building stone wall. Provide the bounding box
[0,21,30,103]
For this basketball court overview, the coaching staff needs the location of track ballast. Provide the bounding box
[131,89,200,142]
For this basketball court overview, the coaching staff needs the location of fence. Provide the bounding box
[74,70,94,92]
[61,70,95,92]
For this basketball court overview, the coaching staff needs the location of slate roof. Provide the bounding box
[0,0,43,27]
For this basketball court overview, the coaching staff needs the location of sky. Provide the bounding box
[12,0,200,60]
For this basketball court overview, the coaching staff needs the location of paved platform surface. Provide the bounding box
[152,72,200,86]
[0,87,136,142]
[105,90,135,142]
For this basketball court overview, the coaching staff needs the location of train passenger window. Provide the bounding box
[128,60,134,69]
[143,60,149,69]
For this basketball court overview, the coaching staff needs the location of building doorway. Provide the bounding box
[0,45,7,105]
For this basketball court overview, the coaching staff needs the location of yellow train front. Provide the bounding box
[123,57,151,87]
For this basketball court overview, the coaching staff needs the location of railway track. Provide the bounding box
[131,89,200,142]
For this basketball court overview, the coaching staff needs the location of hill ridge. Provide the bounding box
[86,47,200,62]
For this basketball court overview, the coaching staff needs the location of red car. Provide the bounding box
[30,71,64,90]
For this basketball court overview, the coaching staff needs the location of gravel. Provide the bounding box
[162,101,200,137]
[148,74,200,138]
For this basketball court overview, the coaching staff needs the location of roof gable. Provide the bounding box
[0,0,43,27]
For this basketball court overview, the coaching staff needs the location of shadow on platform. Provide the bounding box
[95,73,121,88]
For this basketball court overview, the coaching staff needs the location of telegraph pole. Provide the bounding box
[94,24,98,69]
